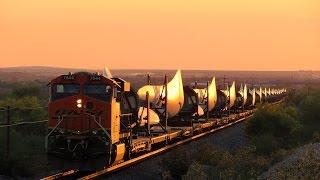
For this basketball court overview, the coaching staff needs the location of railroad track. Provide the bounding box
[42,100,283,180]
[42,169,79,180]
[41,114,252,180]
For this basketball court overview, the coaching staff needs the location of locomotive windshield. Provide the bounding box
[84,84,112,102]
[52,84,80,100]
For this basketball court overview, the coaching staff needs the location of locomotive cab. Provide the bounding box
[46,72,125,161]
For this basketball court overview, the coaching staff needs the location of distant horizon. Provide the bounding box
[0,65,318,72]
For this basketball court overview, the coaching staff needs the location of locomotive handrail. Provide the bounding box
[45,113,112,141]
[119,113,133,130]
[85,113,111,140]
[120,113,133,117]
[85,113,113,165]
[45,115,66,152]
[45,113,113,163]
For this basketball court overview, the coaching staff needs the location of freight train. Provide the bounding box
[45,69,287,164]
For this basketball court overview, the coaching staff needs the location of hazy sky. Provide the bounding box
[0,0,319,70]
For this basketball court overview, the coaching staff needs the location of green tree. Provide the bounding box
[246,105,301,154]
[12,85,40,98]
[298,90,320,139]
[0,96,47,135]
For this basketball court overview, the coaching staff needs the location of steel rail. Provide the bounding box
[41,169,79,180]
[79,115,252,180]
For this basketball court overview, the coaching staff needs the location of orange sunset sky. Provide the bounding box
[0,0,319,70]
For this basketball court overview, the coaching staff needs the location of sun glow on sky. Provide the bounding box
[0,0,319,70]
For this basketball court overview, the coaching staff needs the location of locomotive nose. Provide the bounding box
[86,101,94,109]
[76,98,94,110]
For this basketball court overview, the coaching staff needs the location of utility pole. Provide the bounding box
[228,85,231,115]
[223,75,226,89]
[206,81,210,119]
[146,92,150,135]
[147,74,151,85]
[5,106,10,159]
[164,75,168,132]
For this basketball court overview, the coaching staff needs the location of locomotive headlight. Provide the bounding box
[76,99,82,108]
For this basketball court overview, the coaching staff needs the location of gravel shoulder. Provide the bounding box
[259,143,320,180]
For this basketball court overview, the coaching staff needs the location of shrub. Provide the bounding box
[298,91,320,139]
[246,105,302,154]
[162,148,192,179]
[0,129,48,177]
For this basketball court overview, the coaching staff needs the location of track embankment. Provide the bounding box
[96,121,249,180]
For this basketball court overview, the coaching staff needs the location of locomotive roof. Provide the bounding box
[48,71,120,87]
[73,71,96,76]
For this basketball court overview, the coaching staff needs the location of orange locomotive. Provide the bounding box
[46,72,135,161]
